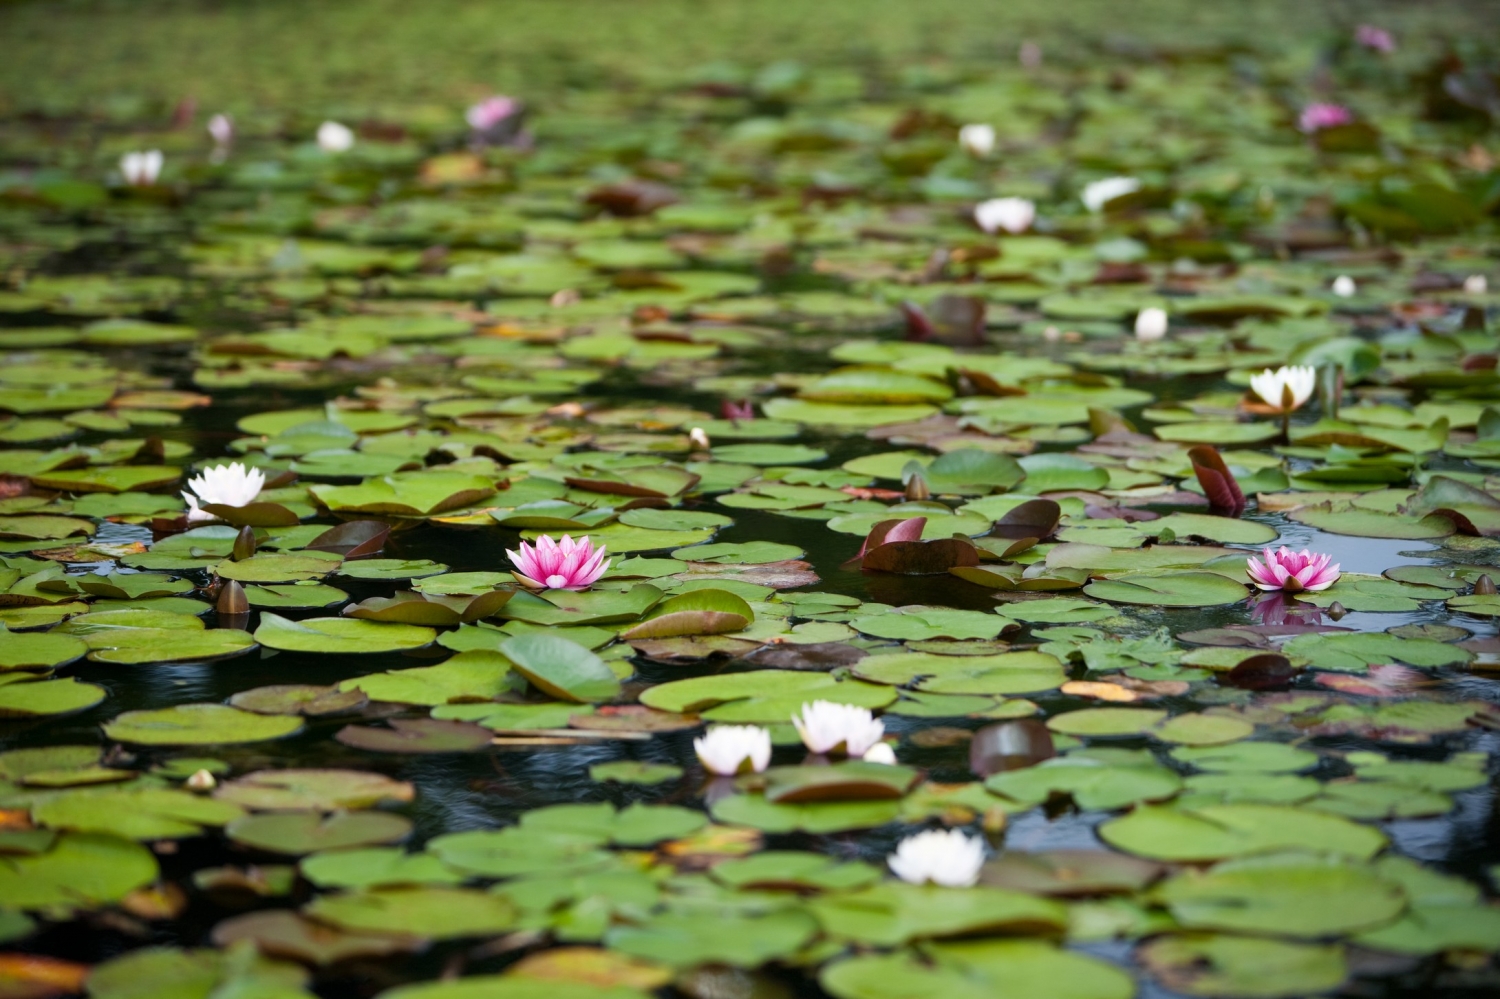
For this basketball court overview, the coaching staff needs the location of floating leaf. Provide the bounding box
[1084,572,1248,607]
[226,812,414,855]
[254,612,436,653]
[620,588,753,639]
[1100,804,1387,862]
[501,633,622,702]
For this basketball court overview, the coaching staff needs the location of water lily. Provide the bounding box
[1249,365,1316,412]
[862,742,897,765]
[1247,546,1341,593]
[1134,307,1168,342]
[1465,274,1488,295]
[507,534,610,590]
[1355,25,1395,53]
[958,123,995,157]
[317,120,355,152]
[887,829,985,887]
[694,725,771,776]
[207,113,233,146]
[688,427,711,449]
[974,197,1035,235]
[119,150,163,186]
[792,700,885,757]
[1299,103,1353,134]
[721,399,756,421]
[466,95,519,132]
[185,768,218,792]
[1331,274,1356,297]
[1081,176,1140,212]
[182,462,265,522]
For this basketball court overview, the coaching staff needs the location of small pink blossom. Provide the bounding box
[721,399,756,421]
[207,113,233,146]
[507,534,610,590]
[1299,103,1354,134]
[466,96,519,132]
[1246,546,1341,593]
[1355,25,1395,54]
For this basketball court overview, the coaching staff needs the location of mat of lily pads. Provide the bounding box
[2,3,1500,999]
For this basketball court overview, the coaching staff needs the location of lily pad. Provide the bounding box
[254,613,436,653]
[104,704,304,745]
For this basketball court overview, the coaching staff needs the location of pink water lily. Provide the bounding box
[1299,103,1354,134]
[1355,25,1395,54]
[1247,546,1340,593]
[507,534,610,590]
[466,95,519,132]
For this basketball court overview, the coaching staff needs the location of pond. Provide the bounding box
[2,3,1500,999]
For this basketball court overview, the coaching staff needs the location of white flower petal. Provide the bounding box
[887,829,985,887]
[1082,176,1140,212]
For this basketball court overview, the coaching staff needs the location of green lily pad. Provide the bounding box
[0,831,158,911]
[225,810,415,856]
[589,761,684,785]
[254,612,436,653]
[1281,632,1472,672]
[1139,934,1348,999]
[856,651,1066,695]
[341,651,516,705]
[810,882,1067,947]
[850,606,1015,641]
[1286,504,1456,539]
[31,786,245,840]
[338,558,450,580]
[1153,853,1405,937]
[1084,572,1248,607]
[987,756,1182,811]
[641,669,896,722]
[216,551,342,583]
[501,633,621,702]
[0,629,88,669]
[307,886,519,939]
[605,908,819,969]
[824,942,1133,999]
[1100,804,1387,862]
[103,704,305,745]
[1047,708,1168,737]
[0,675,107,716]
[709,793,903,833]
[312,471,498,517]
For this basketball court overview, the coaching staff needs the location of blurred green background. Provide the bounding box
[1,0,1491,114]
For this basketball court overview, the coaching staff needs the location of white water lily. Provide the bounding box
[207,113,233,146]
[119,150,163,186]
[1464,274,1488,295]
[1250,365,1317,412]
[958,123,996,157]
[1134,306,1168,342]
[792,700,885,757]
[317,120,355,152]
[688,426,711,449]
[1331,274,1356,298]
[1081,176,1140,212]
[887,829,985,887]
[694,725,772,776]
[182,462,265,521]
[862,742,897,765]
[974,197,1035,235]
